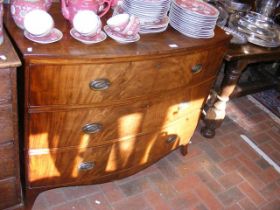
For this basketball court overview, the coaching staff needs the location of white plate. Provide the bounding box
[24,28,63,44]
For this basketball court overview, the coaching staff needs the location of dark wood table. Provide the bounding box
[201,43,280,138]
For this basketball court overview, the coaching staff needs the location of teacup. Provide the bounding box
[23,9,54,37]
[107,14,140,36]
[121,15,140,36]
[107,13,130,32]
[73,10,102,36]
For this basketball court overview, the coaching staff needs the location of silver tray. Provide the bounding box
[247,35,280,48]
[222,26,247,44]
[238,18,277,39]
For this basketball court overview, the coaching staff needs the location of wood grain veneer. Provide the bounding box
[4,3,230,209]
[0,32,22,210]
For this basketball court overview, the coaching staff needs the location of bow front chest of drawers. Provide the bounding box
[4,4,230,209]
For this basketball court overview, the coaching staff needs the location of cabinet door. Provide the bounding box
[28,51,211,106]
[27,112,200,188]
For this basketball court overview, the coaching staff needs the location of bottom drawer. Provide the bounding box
[27,111,201,188]
[0,177,21,210]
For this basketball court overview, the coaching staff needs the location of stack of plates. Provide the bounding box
[120,0,171,34]
[169,0,219,38]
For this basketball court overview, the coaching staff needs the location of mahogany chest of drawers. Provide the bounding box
[4,4,230,209]
[0,32,22,209]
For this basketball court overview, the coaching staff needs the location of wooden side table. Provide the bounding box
[0,32,22,209]
[201,43,280,138]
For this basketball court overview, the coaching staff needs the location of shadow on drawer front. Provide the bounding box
[29,52,210,106]
[28,114,199,188]
[28,88,194,149]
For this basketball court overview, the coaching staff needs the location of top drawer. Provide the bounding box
[28,50,220,106]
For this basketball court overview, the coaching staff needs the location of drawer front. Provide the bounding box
[0,68,12,105]
[0,107,14,144]
[27,112,200,188]
[0,177,21,210]
[28,80,214,150]
[0,142,16,179]
[28,51,212,106]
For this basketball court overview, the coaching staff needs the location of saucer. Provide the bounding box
[104,25,140,43]
[24,28,63,44]
[70,28,107,44]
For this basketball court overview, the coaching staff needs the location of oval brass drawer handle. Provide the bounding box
[166,134,178,144]
[82,123,103,134]
[78,162,95,171]
[191,64,203,74]
[89,79,111,90]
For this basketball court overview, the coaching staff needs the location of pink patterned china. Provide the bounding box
[73,10,101,36]
[173,0,219,17]
[121,15,140,36]
[0,0,3,45]
[11,0,51,29]
[24,28,63,44]
[107,14,140,36]
[61,0,113,23]
[117,0,171,34]
[107,13,130,33]
[23,9,54,37]
[169,0,219,39]
[70,28,107,44]
[104,25,140,43]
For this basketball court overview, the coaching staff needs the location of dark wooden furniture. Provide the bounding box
[201,43,280,138]
[4,3,230,209]
[0,32,22,210]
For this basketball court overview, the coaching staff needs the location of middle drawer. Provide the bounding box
[28,88,194,149]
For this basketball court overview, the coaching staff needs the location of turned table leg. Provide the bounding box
[201,60,248,138]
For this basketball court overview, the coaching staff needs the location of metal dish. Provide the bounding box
[245,11,275,27]
[238,18,277,39]
[247,34,280,48]
[221,26,247,44]
[223,0,251,13]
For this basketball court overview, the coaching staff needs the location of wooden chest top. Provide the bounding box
[4,4,230,64]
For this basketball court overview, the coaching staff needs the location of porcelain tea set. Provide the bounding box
[10,0,141,44]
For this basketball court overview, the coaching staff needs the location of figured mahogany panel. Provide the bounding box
[0,177,21,210]
[28,52,210,106]
[28,112,200,188]
[28,87,192,149]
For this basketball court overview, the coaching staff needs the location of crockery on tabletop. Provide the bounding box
[11,0,52,29]
[169,0,219,39]
[61,0,114,23]
[24,28,63,44]
[23,9,54,37]
[73,10,102,36]
[115,0,171,34]
[70,10,106,44]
